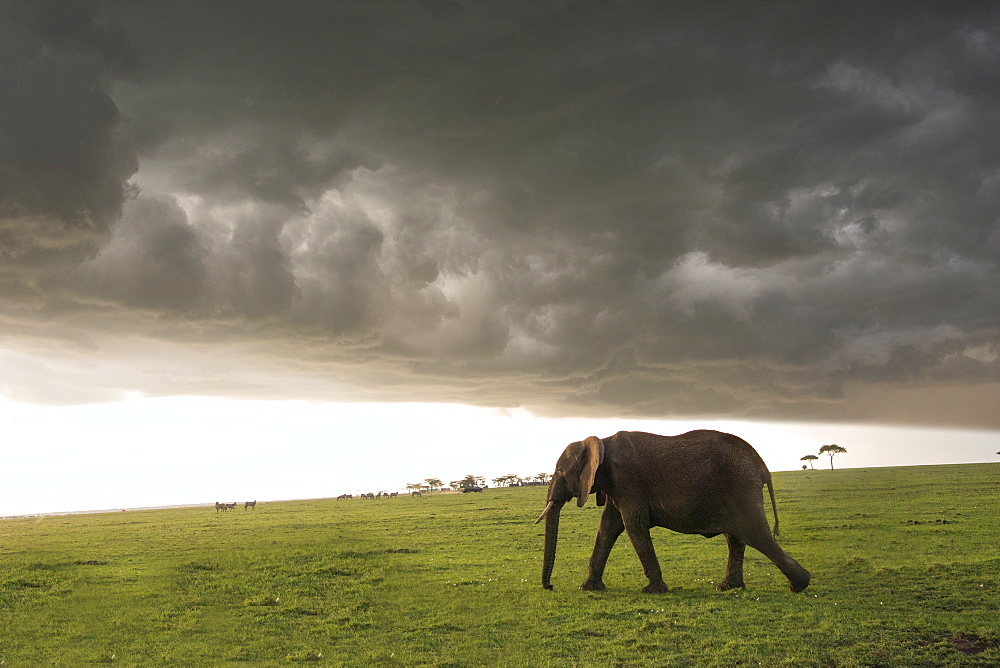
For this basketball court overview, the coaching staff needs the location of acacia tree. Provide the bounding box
[800,455,818,469]
[492,474,523,487]
[819,444,847,470]
[454,474,484,490]
[424,478,443,489]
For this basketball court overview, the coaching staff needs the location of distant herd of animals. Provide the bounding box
[212,493,424,510]
[212,492,426,511]
[214,501,256,512]
[336,491,423,500]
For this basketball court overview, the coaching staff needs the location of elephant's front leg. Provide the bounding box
[716,534,746,591]
[580,503,625,591]
[624,520,668,593]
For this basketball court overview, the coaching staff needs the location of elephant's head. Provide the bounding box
[535,436,605,589]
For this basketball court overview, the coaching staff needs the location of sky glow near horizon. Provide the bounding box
[2,396,997,517]
[2,3,999,516]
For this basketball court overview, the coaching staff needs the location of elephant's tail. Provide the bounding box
[765,474,780,538]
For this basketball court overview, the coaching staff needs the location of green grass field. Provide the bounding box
[3,463,998,666]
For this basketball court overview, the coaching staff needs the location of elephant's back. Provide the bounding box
[617,429,770,481]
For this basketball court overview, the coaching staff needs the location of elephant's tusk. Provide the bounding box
[534,501,554,525]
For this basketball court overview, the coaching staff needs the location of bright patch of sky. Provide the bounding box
[2,397,995,517]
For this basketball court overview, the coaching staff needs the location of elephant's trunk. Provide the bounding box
[540,500,565,590]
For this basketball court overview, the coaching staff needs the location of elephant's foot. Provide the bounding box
[642,581,669,594]
[716,579,745,592]
[579,579,606,591]
[788,569,811,593]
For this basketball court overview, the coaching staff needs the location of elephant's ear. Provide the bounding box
[577,436,605,508]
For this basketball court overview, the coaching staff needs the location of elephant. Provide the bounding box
[536,430,811,594]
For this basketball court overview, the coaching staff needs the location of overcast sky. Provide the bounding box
[2,2,999,512]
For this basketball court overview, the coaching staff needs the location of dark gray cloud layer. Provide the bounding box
[2,1,999,426]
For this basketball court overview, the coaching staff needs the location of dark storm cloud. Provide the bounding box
[0,1,137,291]
[2,1,999,426]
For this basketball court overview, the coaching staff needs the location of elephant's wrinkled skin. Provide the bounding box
[537,430,811,594]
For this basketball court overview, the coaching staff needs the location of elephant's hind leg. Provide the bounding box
[744,532,811,593]
[716,534,746,591]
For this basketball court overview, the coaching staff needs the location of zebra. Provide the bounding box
[411,491,422,498]
[245,500,257,510]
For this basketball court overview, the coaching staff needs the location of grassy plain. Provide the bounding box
[2,463,998,666]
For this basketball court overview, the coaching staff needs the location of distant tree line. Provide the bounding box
[405,472,552,492]
[492,473,551,487]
